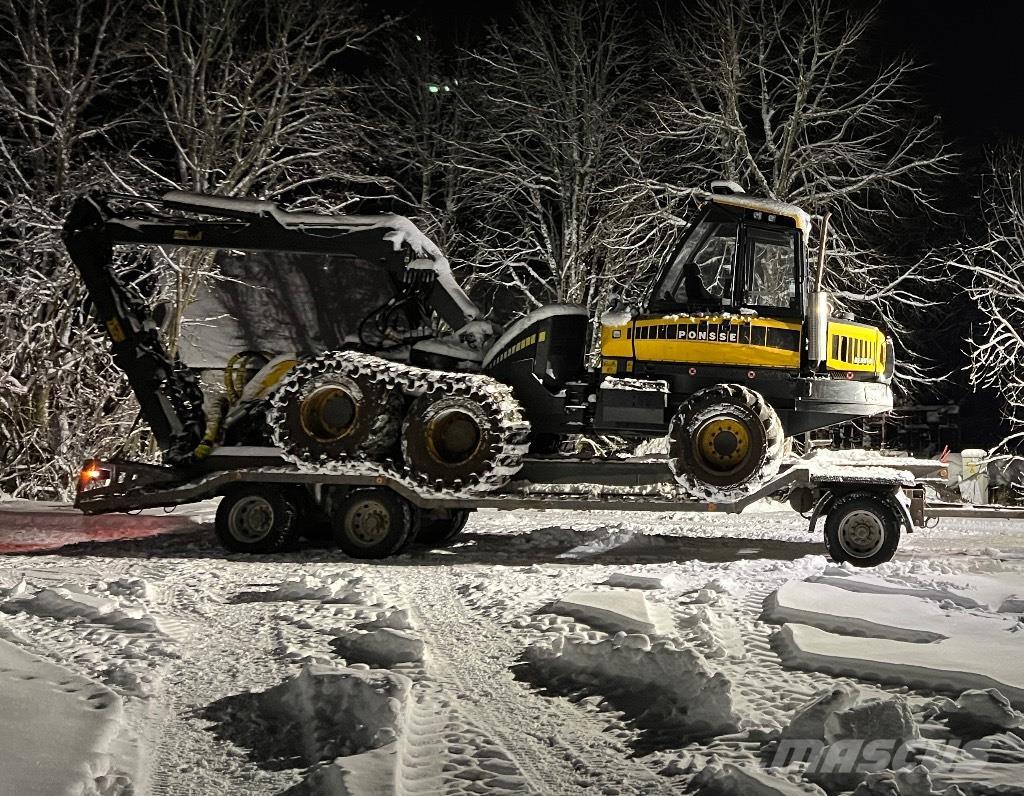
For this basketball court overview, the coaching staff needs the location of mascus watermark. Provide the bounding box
[772,738,991,775]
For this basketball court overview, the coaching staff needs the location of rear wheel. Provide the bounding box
[331,488,416,559]
[403,388,522,490]
[277,363,401,462]
[668,384,784,499]
[215,486,299,554]
[416,509,471,547]
[824,492,901,567]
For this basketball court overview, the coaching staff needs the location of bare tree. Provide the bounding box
[133,0,382,349]
[959,144,1024,453]
[348,32,480,301]
[653,0,956,380]
[0,0,147,497]
[451,0,650,319]
[0,0,383,497]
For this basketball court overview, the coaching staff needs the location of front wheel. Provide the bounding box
[331,488,416,559]
[215,486,300,554]
[823,492,902,567]
[668,384,784,499]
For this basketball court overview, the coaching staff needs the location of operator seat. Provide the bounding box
[683,262,722,306]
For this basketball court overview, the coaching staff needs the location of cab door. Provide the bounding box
[739,224,803,318]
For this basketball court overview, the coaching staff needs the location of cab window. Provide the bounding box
[746,230,797,310]
[658,221,738,307]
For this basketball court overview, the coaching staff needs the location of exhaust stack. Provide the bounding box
[807,212,832,366]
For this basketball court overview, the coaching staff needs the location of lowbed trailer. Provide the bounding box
[75,452,928,568]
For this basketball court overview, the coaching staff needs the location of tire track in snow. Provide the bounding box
[143,563,301,796]
[403,568,677,795]
[395,685,460,795]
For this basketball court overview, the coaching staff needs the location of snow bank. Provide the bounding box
[258,664,410,763]
[526,633,740,737]
[928,688,1024,736]
[692,759,826,795]
[547,589,662,634]
[2,586,166,635]
[0,638,127,795]
[601,572,668,590]
[305,745,397,795]
[503,523,686,559]
[331,628,424,667]
[852,765,948,796]
[825,696,920,745]
[256,573,379,605]
[677,604,747,660]
[807,570,986,610]
[248,663,530,796]
[780,684,862,743]
[358,607,413,631]
[763,580,954,643]
[765,573,1024,704]
[775,622,1024,705]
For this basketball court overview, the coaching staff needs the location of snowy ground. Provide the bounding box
[1,499,1023,795]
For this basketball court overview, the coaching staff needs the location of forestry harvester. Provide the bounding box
[64,183,895,552]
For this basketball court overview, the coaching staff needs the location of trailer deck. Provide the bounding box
[74,448,918,516]
[71,450,969,566]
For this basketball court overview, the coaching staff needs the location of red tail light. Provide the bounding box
[78,460,112,492]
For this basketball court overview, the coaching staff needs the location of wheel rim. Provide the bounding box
[695,416,751,473]
[345,499,392,547]
[837,509,886,558]
[425,409,483,466]
[227,495,275,543]
[300,385,357,442]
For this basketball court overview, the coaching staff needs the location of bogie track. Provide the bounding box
[267,351,530,494]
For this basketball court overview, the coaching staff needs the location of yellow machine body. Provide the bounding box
[600,316,886,378]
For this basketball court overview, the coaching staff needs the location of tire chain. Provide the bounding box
[266,350,531,495]
[669,383,785,501]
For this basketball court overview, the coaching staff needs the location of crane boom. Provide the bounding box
[62,190,481,465]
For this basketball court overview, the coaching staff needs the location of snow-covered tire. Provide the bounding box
[415,509,471,547]
[273,355,401,463]
[215,486,300,554]
[823,491,901,567]
[668,384,784,500]
[402,382,528,491]
[331,488,416,559]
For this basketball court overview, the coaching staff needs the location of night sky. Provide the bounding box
[881,1,1024,145]
[380,0,1024,146]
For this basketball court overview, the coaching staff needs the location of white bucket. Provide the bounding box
[960,448,990,504]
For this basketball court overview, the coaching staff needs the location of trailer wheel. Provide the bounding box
[669,384,784,499]
[331,488,415,559]
[823,492,901,567]
[415,509,471,547]
[215,487,299,554]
